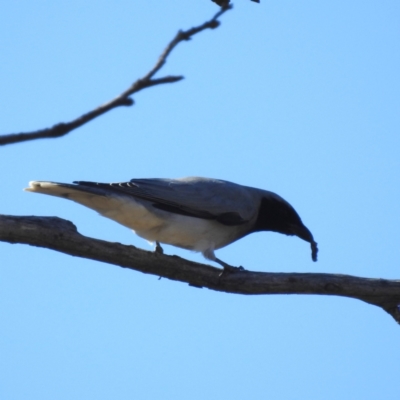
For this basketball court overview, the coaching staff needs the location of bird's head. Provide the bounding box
[253,195,318,261]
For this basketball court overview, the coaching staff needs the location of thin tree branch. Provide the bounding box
[0,5,232,146]
[1,214,399,324]
[212,0,259,6]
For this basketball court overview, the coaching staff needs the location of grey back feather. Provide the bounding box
[75,177,271,224]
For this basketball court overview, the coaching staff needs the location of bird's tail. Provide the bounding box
[24,181,117,213]
[25,180,111,199]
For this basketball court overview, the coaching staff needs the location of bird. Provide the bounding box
[25,177,318,272]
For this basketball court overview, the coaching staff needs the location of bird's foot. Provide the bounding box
[215,258,246,277]
[219,265,246,277]
[155,241,164,254]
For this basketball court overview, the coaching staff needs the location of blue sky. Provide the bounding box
[1,1,399,399]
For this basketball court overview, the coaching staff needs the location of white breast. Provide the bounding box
[97,197,244,260]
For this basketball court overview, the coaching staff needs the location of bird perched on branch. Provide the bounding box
[25,177,318,272]
[212,0,260,6]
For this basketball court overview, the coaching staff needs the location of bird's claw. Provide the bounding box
[218,265,246,277]
[214,257,246,276]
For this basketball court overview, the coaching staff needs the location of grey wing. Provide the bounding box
[74,177,259,226]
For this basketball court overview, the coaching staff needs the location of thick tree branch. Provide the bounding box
[0,5,232,146]
[1,214,399,324]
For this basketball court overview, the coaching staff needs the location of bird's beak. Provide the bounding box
[289,223,318,262]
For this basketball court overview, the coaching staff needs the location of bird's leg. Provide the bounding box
[155,241,164,254]
[215,258,245,276]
